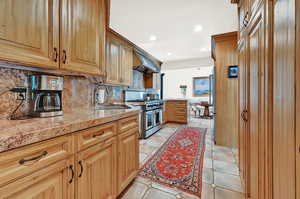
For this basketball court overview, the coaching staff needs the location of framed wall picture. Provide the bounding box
[228,65,238,78]
[193,77,210,97]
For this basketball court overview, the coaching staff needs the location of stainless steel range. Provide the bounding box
[125,90,163,139]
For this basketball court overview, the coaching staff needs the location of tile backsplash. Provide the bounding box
[0,62,127,120]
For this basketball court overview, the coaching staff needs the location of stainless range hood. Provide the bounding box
[133,50,160,73]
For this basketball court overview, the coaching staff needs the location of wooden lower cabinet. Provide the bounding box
[0,116,140,199]
[117,128,139,194]
[0,158,74,199]
[76,137,117,199]
[164,100,188,124]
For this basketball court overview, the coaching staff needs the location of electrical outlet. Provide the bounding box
[95,89,105,104]
[10,87,27,100]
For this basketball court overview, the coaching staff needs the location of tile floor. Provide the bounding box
[118,117,245,199]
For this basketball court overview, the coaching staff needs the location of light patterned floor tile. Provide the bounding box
[215,187,245,199]
[119,182,149,199]
[214,172,243,193]
[213,160,239,176]
[204,158,213,169]
[143,188,177,199]
[202,168,214,184]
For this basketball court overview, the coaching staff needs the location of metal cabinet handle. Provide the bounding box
[19,151,48,165]
[69,165,74,184]
[241,110,248,122]
[62,50,67,64]
[243,12,249,27]
[53,47,58,62]
[93,131,105,138]
[78,160,84,178]
[241,110,246,121]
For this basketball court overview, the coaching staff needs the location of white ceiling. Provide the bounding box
[110,0,238,62]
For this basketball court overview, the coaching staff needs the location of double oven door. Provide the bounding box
[145,109,162,130]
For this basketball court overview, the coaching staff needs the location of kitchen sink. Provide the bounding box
[95,104,131,110]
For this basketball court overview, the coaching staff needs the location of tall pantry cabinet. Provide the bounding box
[236,0,273,198]
[233,0,300,199]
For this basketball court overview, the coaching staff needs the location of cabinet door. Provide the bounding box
[238,38,250,196]
[0,158,74,199]
[106,36,120,84]
[61,0,106,75]
[117,128,139,194]
[77,137,117,199]
[0,0,59,69]
[120,45,133,86]
[248,6,265,199]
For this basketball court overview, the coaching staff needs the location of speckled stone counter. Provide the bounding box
[163,99,188,101]
[0,108,140,153]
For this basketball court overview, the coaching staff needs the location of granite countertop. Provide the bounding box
[163,98,188,101]
[0,108,140,153]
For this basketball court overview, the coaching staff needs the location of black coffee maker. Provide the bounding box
[29,75,63,117]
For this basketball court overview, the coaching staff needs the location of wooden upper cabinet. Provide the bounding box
[77,137,117,199]
[0,0,60,69]
[0,158,74,199]
[61,0,106,75]
[106,33,134,86]
[106,36,120,84]
[120,45,133,86]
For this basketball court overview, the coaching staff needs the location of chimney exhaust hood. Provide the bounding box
[133,50,160,73]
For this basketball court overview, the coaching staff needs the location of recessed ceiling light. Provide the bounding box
[167,52,172,56]
[194,25,203,33]
[149,35,157,41]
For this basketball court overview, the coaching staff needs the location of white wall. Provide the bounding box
[162,66,214,102]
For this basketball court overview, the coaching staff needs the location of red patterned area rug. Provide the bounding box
[139,126,207,198]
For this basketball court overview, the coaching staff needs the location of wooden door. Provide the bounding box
[120,45,133,86]
[77,137,117,199]
[61,0,106,75]
[248,6,265,199]
[117,128,139,194]
[238,37,250,196]
[0,0,59,69]
[0,158,74,199]
[106,36,120,84]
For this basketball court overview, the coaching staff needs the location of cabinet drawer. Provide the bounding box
[174,104,186,108]
[75,122,117,152]
[174,108,187,113]
[0,135,73,187]
[174,115,187,123]
[118,115,139,134]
